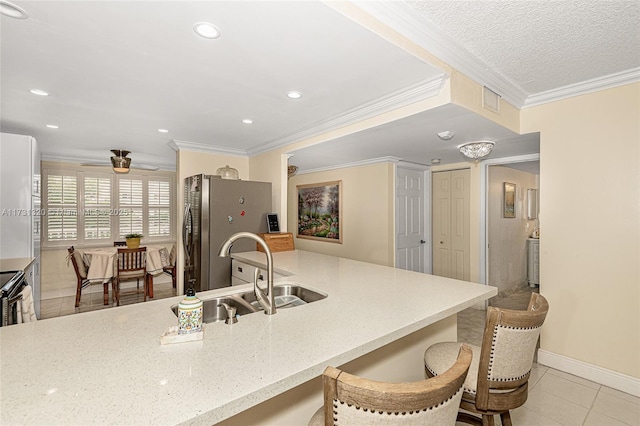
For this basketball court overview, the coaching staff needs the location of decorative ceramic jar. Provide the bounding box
[178,288,203,334]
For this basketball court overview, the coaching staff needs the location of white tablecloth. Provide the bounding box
[83,247,118,284]
[83,246,170,282]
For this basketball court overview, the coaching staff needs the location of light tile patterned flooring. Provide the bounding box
[457,287,640,426]
[40,283,639,425]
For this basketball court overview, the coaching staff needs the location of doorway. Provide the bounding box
[481,154,540,301]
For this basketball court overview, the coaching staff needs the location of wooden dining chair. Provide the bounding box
[68,246,112,307]
[424,293,549,426]
[309,344,473,426]
[163,244,177,289]
[115,247,148,305]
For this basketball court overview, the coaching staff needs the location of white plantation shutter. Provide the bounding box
[44,168,173,246]
[118,178,143,237]
[84,176,112,240]
[46,174,78,241]
[148,179,171,237]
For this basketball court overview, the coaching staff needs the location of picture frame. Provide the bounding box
[504,182,516,218]
[297,180,342,243]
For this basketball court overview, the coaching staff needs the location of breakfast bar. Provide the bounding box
[0,250,495,425]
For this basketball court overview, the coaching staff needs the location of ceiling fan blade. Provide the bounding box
[80,161,159,171]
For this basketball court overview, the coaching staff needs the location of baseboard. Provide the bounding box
[538,349,640,397]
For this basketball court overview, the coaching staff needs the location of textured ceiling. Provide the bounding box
[405,0,640,95]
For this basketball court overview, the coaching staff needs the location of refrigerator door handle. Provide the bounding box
[183,203,192,261]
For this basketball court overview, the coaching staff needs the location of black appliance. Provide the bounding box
[1,270,27,326]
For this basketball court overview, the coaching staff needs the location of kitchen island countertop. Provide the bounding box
[0,250,495,425]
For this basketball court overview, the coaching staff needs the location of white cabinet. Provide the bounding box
[0,132,41,317]
[527,238,539,287]
[231,259,285,286]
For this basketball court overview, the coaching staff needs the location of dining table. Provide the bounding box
[82,245,171,303]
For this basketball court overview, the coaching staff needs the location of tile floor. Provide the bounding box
[39,274,177,319]
[457,286,640,426]
[39,282,639,425]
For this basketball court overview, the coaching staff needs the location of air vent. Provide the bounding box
[483,86,501,113]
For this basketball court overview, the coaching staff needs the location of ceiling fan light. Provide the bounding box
[459,140,495,160]
[111,150,131,173]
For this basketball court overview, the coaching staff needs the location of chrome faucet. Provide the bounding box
[218,232,276,315]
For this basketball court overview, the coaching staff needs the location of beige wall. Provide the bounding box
[286,163,395,267]
[522,82,640,378]
[487,165,538,294]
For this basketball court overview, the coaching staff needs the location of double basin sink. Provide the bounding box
[171,284,327,323]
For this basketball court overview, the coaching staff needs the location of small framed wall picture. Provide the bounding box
[267,213,280,233]
[504,182,516,218]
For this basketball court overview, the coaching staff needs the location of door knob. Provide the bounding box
[420,240,426,244]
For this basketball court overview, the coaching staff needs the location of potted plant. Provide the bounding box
[124,233,143,248]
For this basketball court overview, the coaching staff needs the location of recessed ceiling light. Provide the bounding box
[286,91,302,99]
[431,158,441,165]
[30,89,48,96]
[158,129,169,133]
[193,22,221,39]
[0,1,28,19]
[46,124,59,129]
[241,119,253,124]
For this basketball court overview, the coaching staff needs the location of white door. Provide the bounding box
[396,166,428,272]
[432,169,470,280]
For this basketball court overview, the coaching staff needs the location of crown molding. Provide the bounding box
[169,139,248,157]
[523,67,640,108]
[248,75,447,156]
[297,156,401,175]
[351,1,529,108]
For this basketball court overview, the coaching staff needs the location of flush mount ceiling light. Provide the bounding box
[110,149,132,173]
[193,22,221,39]
[459,141,495,161]
[286,91,302,99]
[436,131,455,140]
[0,1,28,19]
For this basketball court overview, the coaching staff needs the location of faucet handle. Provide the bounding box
[217,302,238,324]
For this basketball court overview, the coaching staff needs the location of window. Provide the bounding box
[148,180,171,237]
[84,176,112,240]
[43,168,174,247]
[46,174,78,242]
[118,178,143,237]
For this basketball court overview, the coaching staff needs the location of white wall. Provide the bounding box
[522,82,640,379]
[487,165,538,294]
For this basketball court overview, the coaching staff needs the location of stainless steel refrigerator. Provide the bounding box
[183,175,272,292]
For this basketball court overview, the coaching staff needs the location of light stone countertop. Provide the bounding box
[0,250,495,425]
[0,257,35,272]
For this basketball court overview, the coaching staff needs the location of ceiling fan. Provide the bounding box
[81,149,159,172]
